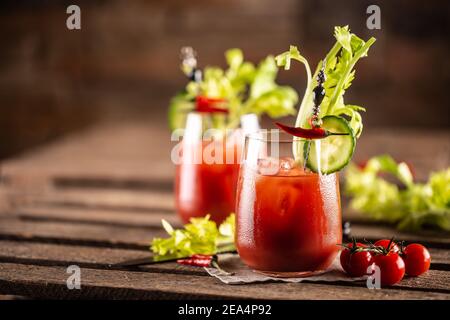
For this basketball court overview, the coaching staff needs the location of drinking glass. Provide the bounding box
[235,130,342,277]
[174,112,258,224]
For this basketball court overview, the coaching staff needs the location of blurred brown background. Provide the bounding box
[0,0,449,159]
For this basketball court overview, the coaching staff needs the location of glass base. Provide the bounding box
[255,269,326,278]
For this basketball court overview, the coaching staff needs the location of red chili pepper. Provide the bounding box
[176,254,234,275]
[177,254,213,267]
[195,96,229,114]
[275,122,348,140]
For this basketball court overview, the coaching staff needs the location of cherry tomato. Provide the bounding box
[340,243,373,277]
[374,239,400,253]
[373,253,405,286]
[403,243,431,276]
[340,242,362,272]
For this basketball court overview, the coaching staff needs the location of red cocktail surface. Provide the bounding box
[236,159,342,275]
[175,139,240,224]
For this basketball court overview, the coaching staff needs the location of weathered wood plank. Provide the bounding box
[0,263,448,300]
[7,188,174,213]
[429,249,450,266]
[0,295,25,300]
[0,122,175,186]
[0,240,205,276]
[52,176,173,192]
[350,224,450,249]
[12,206,181,229]
[397,270,450,293]
[0,218,160,250]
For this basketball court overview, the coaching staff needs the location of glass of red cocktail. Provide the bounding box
[236,130,342,277]
[175,112,258,224]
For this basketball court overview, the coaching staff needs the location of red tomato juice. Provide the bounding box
[236,163,342,275]
[175,139,241,224]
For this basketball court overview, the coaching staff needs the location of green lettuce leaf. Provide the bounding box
[244,56,297,118]
[345,155,450,231]
[151,214,236,260]
[167,91,195,131]
[169,48,298,131]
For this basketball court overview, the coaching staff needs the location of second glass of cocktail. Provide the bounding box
[175,112,258,224]
[236,130,342,277]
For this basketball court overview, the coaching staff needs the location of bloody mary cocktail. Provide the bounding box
[236,162,342,276]
[175,139,240,224]
[235,128,343,277]
[174,112,259,224]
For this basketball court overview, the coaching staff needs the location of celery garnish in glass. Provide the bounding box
[275,26,376,166]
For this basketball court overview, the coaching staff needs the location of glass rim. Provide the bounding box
[245,129,308,143]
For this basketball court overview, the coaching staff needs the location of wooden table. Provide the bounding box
[0,121,449,299]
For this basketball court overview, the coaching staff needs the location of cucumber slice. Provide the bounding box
[168,91,195,131]
[305,115,355,174]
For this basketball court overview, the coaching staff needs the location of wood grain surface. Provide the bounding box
[0,121,449,299]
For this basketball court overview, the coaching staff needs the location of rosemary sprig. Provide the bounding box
[303,60,326,170]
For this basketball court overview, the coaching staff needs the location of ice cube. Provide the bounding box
[257,157,280,176]
[278,157,304,176]
[279,157,296,171]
